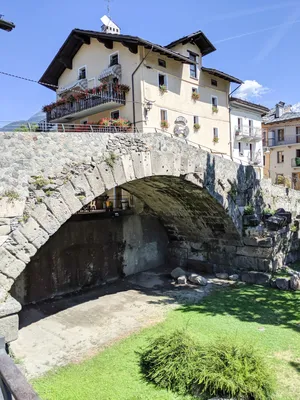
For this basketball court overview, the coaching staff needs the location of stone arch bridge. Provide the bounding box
[0,131,299,341]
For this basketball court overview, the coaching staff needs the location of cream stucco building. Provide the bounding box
[40,17,243,156]
[229,97,269,175]
[263,102,300,189]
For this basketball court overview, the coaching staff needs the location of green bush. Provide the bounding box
[244,204,254,215]
[140,333,275,400]
[140,330,197,394]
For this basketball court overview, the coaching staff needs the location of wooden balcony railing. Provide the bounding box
[46,85,126,122]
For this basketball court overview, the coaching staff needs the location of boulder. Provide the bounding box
[276,278,290,291]
[241,271,271,285]
[215,273,229,280]
[171,267,186,279]
[290,275,300,291]
[269,279,277,288]
[229,274,239,281]
[177,275,187,285]
[188,273,208,286]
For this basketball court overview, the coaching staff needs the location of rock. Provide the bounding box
[215,273,229,280]
[188,273,207,286]
[276,278,290,291]
[290,275,300,291]
[171,267,186,279]
[229,274,239,281]
[177,275,187,285]
[269,279,277,288]
[241,271,271,285]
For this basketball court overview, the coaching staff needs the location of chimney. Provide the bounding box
[275,101,285,118]
[100,15,120,34]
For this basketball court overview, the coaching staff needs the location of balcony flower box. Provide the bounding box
[159,85,168,94]
[191,92,200,101]
[160,120,169,129]
[213,136,219,143]
[212,106,218,113]
[194,123,200,131]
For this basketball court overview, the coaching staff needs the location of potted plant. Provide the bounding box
[277,175,285,185]
[161,120,169,129]
[213,136,219,144]
[262,207,274,222]
[191,92,200,101]
[159,85,168,94]
[194,123,200,131]
[99,118,111,127]
[212,105,218,113]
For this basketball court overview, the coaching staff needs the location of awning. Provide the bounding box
[57,78,87,95]
[99,64,121,81]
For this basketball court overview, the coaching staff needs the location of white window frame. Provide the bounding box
[158,72,168,89]
[213,127,219,138]
[158,58,166,68]
[238,141,243,156]
[160,108,168,122]
[237,117,243,130]
[211,79,218,87]
[193,116,199,125]
[78,65,87,80]
[111,110,120,119]
[188,51,198,79]
[211,95,218,107]
[109,51,119,67]
[192,87,199,93]
[87,77,96,88]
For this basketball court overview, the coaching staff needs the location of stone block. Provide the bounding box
[0,314,19,342]
[171,267,186,279]
[142,152,152,177]
[0,247,15,271]
[111,157,126,186]
[256,258,273,272]
[43,196,72,225]
[97,162,116,190]
[0,295,21,318]
[70,174,94,204]
[131,152,146,180]
[122,154,135,182]
[151,152,174,176]
[20,217,49,249]
[290,275,300,291]
[188,273,207,286]
[84,167,105,197]
[7,230,37,264]
[187,259,214,274]
[31,204,60,236]
[243,236,273,248]
[0,225,10,236]
[241,271,271,285]
[1,258,25,280]
[0,236,8,247]
[180,156,196,175]
[276,278,290,291]
[215,273,229,280]
[236,246,273,259]
[229,274,239,281]
[57,181,82,214]
[177,275,187,285]
[0,198,25,218]
[0,273,14,292]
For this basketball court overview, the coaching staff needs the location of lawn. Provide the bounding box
[33,284,300,400]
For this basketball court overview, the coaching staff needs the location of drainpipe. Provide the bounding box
[132,46,153,129]
[228,84,242,160]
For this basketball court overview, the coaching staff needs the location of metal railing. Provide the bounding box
[234,126,262,140]
[0,336,40,399]
[267,136,300,147]
[46,84,126,122]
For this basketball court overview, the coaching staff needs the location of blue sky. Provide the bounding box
[1,0,300,123]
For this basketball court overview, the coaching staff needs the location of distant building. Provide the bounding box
[40,15,243,157]
[0,15,15,32]
[230,97,269,175]
[262,102,300,189]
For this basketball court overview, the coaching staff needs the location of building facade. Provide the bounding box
[230,97,269,174]
[40,16,243,156]
[263,102,300,189]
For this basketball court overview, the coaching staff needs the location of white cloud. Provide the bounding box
[235,80,269,100]
[291,103,300,112]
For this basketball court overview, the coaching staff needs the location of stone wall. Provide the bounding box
[11,213,168,305]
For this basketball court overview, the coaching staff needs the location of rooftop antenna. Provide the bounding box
[104,0,113,19]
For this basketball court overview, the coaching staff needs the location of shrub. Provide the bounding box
[194,123,200,131]
[193,341,275,400]
[140,330,198,395]
[244,204,254,215]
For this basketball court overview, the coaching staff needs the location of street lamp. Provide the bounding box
[0,15,15,32]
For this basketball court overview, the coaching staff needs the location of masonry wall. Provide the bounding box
[11,213,168,305]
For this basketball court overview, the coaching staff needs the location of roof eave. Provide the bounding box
[166,31,216,57]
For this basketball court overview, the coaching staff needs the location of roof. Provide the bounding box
[166,31,216,56]
[263,109,300,125]
[202,67,243,84]
[0,17,15,32]
[40,29,197,90]
[230,97,269,114]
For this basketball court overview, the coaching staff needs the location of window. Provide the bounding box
[212,96,218,107]
[296,149,300,158]
[237,118,242,130]
[296,127,300,143]
[158,59,166,68]
[238,142,243,155]
[194,116,199,124]
[188,51,198,79]
[213,127,219,139]
[78,66,86,80]
[110,53,119,66]
[277,128,284,142]
[211,79,218,87]
[158,73,167,88]
[263,155,265,166]
[111,110,120,119]
[277,151,284,163]
[160,109,168,122]
[249,120,253,133]
[192,87,198,93]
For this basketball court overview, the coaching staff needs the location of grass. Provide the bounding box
[33,284,300,400]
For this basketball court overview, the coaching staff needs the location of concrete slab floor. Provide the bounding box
[10,266,230,379]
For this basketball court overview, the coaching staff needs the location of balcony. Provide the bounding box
[291,158,300,167]
[234,126,262,142]
[248,152,262,166]
[267,136,300,147]
[45,84,127,123]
